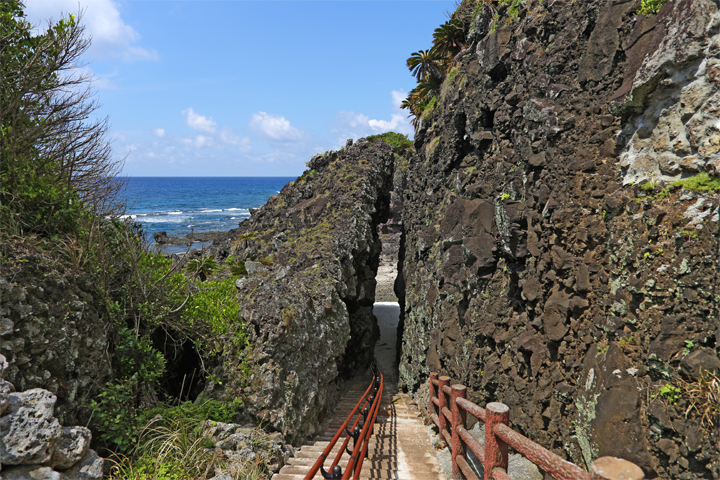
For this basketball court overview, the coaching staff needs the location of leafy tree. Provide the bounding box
[0,1,124,236]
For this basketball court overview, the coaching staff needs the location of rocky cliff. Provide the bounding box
[0,265,112,427]
[398,0,720,478]
[212,139,395,443]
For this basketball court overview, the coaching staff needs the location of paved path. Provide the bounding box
[272,303,446,480]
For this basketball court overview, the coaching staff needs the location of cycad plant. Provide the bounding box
[186,255,218,282]
[406,48,446,81]
[401,74,443,127]
[433,19,466,57]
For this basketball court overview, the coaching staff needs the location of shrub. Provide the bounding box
[365,132,414,153]
[671,172,720,193]
[638,0,669,15]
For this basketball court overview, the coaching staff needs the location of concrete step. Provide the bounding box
[276,375,445,480]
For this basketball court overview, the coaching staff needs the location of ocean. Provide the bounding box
[122,177,295,253]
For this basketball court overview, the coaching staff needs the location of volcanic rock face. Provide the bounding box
[398,1,720,478]
[220,140,394,443]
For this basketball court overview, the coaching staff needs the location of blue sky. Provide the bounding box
[26,1,456,176]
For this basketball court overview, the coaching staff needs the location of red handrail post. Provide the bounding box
[451,384,467,480]
[484,402,509,480]
[437,376,451,433]
[429,372,438,417]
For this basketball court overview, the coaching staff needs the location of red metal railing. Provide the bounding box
[303,365,384,480]
[428,372,645,480]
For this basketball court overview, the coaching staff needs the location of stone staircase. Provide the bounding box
[271,374,446,480]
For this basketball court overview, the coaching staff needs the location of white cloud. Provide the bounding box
[332,90,414,143]
[369,114,411,133]
[220,127,252,151]
[180,135,213,149]
[391,90,407,110]
[182,108,217,134]
[25,0,158,62]
[249,112,303,142]
[153,128,166,138]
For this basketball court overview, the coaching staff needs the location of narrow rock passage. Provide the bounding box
[272,303,445,480]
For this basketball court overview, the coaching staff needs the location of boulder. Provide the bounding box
[680,349,720,380]
[62,449,104,480]
[49,426,91,470]
[0,389,63,465]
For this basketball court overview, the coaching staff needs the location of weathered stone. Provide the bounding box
[50,426,91,470]
[2,465,69,480]
[0,389,63,465]
[243,261,267,275]
[680,349,720,380]
[396,0,720,475]
[62,449,104,480]
[542,290,570,341]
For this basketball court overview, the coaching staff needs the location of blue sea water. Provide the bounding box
[122,177,295,252]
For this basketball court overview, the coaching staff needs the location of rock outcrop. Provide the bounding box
[0,268,112,426]
[212,139,395,443]
[0,354,103,479]
[203,421,294,476]
[398,1,720,478]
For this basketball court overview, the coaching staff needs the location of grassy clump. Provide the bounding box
[365,132,413,153]
[671,172,720,193]
[107,399,260,480]
[638,0,669,15]
[422,96,438,121]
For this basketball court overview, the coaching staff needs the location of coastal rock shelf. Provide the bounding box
[213,139,396,443]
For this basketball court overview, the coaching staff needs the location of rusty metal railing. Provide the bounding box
[429,372,645,480]
[303,364,384,480]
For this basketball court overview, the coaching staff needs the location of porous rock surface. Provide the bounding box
[203,421,294,476]
[398,1,720,478]
[0,268,112,426]
[0,354,102,479]
[214,140,395,443]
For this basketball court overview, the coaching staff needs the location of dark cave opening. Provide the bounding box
[152,329,204,403]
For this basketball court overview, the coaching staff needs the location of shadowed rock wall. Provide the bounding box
[219,140,394,443]
[398,1,720,478]
[0,269,112,427]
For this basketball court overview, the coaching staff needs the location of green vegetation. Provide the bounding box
[618,336,635,349]
[422,96,438,121]
[401,0,478,126]
[1,5,257,477]
[654,383,681,404]
[671,172,720,193]
[640,181,657,191]
[1,1,124,237]
[638,0,669,15]
[365,132,413,154]
[683,339,695,357]
[186,255,219,281]
[107,400,257,480]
